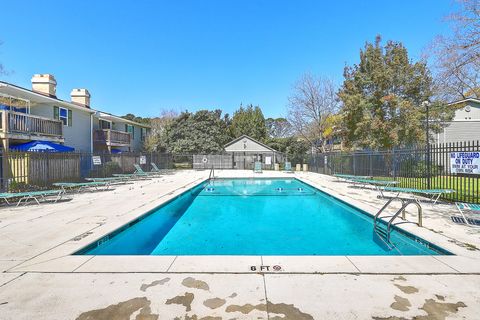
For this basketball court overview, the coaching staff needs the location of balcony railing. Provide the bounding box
[0,110,63,137]
[94,129,131,145]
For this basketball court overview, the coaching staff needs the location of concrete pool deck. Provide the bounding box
[1,170,479,319]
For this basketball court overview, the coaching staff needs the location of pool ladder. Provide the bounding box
[373,197,423,244]
[208,166,215,180]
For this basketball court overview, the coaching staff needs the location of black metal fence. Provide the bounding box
[0,151,283,191]
[308,141,480,203]
[2,142,479,204]
[192,152,283,170]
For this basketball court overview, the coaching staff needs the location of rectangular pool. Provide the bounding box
[76,178,451,256]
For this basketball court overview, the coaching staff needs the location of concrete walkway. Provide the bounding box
[0,170,479,319]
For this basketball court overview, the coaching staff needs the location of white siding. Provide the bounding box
[435,121,480,144]
[452,101,480,121]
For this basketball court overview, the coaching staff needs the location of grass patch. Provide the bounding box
[371,175,480,203]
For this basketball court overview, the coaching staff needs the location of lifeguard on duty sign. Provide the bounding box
[450,152,480,174]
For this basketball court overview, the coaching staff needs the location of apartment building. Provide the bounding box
[0,74,150,153]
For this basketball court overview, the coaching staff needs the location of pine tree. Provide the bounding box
[339,36,453,149]
[230,104,267,141]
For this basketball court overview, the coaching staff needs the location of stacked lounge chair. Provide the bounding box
[134,164,162,176]
[151,163,175,174]
[284,162,293,173]
[253,161,263,173]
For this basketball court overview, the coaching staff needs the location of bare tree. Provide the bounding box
[431,0,480,100]
[143,109,178,152]
[287,73,339,153]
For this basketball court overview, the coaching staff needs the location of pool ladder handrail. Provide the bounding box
[374,197,423,243]
[208,166,215,180]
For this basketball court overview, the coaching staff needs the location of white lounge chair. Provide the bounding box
[453,202,480,226]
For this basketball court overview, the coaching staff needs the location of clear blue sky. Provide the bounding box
[0,0,455,118]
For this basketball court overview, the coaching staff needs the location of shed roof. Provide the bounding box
[224,135,278,152]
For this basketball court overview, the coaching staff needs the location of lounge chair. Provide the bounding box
[453,202,480,226]
[151,162,161,172]
[334,174,373,180]
[253,161,263,173]
[378,187,455,204]
[134,164,161,176]
[151,163,174,174]
[53,181,111,193]
[112,173,150,180]
[284,162,293,173]
[0,189,65,206]
[85,177,129,184]
[350,178,399,189]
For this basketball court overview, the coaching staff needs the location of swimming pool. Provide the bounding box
[76,178,451,256]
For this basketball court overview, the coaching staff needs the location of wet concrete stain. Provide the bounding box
[392,276,407,282]
[140,278,170,292]
[75,297,158,320]
[268,302,315,320]
[435,295,445,301]
[372,296,467,320]
[225,302,314,320]
[417,298,466,320]
[390,295,411,311]
[166,292,195,312]
[226,303,267,314]
[228,293,237,298]
[203,297,227,309]
[182,277,210,291]
[394,284,419,294]
[174,316,222,320]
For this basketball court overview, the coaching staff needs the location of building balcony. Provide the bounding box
[0,110,64,143]
[94,129,131,147]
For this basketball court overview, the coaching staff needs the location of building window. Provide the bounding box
[53,106,72,126]
[125,124,134,139]
[99,119,112,129]
[141,127,148,141]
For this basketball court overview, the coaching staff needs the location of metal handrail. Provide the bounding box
[386,200,423,242]
[208,166,215,180]
[373,197,405,228]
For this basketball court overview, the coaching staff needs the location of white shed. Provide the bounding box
[224,135,280,169]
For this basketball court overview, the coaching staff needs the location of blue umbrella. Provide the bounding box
[10,140,75,152]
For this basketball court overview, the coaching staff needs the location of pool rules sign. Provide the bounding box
[450,152,480,174]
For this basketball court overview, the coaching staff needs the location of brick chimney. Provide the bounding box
[31,74,57,97]
[70,88,91,108]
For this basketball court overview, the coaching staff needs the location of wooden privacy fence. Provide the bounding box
[0,152,174,191]
[4,152,80,190]
[308,141,480,204]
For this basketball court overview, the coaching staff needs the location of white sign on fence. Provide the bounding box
[450,152,480,174]
[139,156,147,165]
[92,156,102,165]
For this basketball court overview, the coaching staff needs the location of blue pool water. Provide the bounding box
[77,178,450,256]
